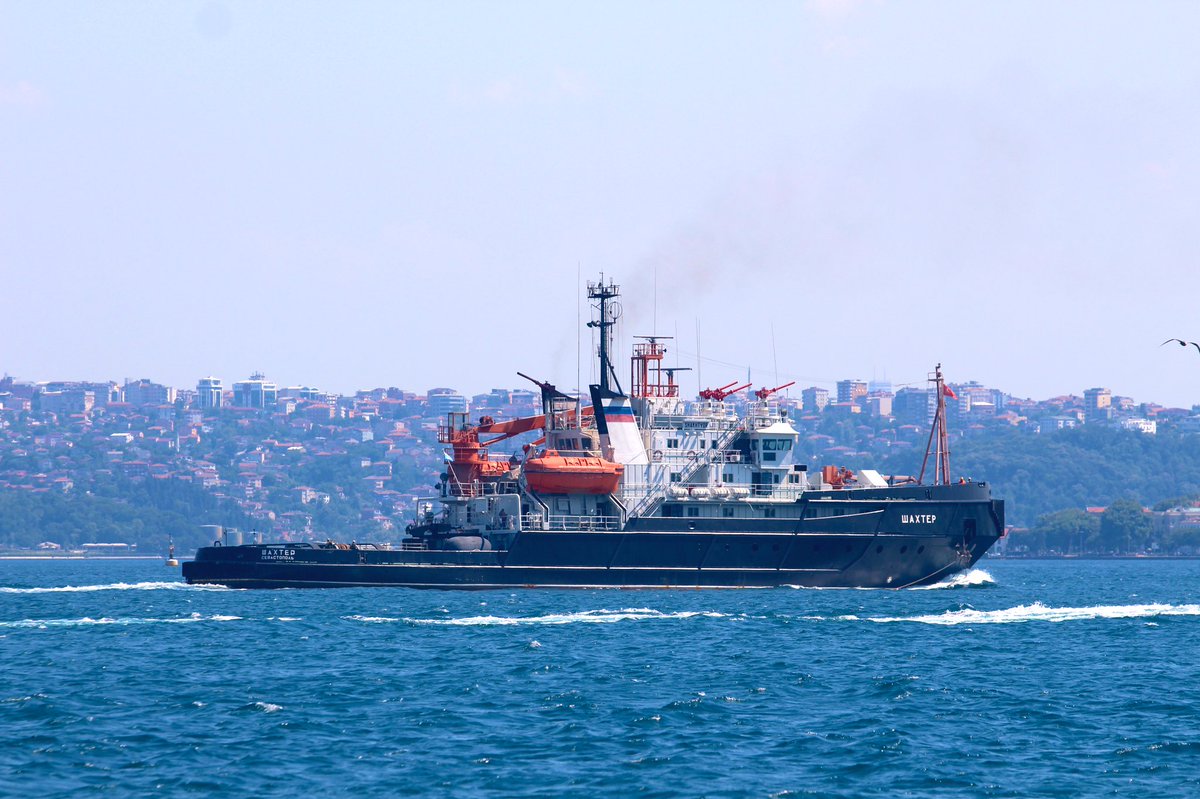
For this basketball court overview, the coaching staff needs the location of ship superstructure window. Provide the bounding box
[670,472,681,481]
[687,507,699,517]
[667,438,679,448]
[723,472,734,483]
[762,452,776,462]
[722,507,735,517]
[764,508,777,518]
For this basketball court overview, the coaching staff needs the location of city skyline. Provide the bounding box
[2,367,1191,417]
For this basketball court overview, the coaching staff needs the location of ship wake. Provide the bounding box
[0,613,243,629]
[0,581,225,594]
[346,608,731,627]
[851,602,1200,626]
[910,568,996,590]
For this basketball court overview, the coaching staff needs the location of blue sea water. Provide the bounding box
[3,559,1200,798]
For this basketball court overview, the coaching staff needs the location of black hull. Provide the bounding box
[184,487,1003,590]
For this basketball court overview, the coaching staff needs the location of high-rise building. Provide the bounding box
[893,387,934,424]
[1084,387,1113,422]
[868,379,893,396]
[232,373,278,409]
[427,388,468,417]
[864,395,893,417]
[801,386,829,412]
[836,379,868,405]
[197,377,224,410]
[123,379,176,407]
[35,388,95,415]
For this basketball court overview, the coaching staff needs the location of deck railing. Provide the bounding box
[520,513,621,532]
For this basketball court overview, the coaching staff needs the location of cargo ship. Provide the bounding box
[184,278,1003,589]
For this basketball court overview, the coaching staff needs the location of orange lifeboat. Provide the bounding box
[524,451,623,495]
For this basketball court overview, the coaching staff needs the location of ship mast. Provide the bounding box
[918,363,952,486]
[587,276,623,396]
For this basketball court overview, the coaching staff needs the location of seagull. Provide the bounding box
[1162,338,1200,354]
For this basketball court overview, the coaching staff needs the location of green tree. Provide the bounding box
[1030,508,1100,554]
[1098,498,1153,553]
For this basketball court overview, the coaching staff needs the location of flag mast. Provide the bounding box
[918,363,953,485]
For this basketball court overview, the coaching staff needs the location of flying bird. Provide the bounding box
[1161,338,1200,354]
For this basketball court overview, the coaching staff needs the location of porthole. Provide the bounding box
[875,545,883,554]
[752,544,760,552]
[900,545,908,554]
[918,545,925,554]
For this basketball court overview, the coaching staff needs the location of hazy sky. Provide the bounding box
[3,2,1199,406]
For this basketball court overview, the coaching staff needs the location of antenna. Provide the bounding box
[653,265,658,338]
[576,262,581,401]
[771,323,779,389]
[586,276,623,394]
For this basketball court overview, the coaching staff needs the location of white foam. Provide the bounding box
[0,581,226,594]
[0,614,243,629]
[346,608,730,627]
[910,568,996,590]
[344,615,402,623]
[862,602,1200,626]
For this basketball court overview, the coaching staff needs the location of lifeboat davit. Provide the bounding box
[524,450,623,495]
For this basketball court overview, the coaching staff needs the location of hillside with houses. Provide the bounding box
[3,373,1200,555]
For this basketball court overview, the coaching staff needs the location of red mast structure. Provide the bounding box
[631,336,682,399]
[918,364,953,485]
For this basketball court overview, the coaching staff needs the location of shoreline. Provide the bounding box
[0,555,170,561]
[987,554,1200,560]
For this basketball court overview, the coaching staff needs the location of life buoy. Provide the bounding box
[652,450,663,462]
[687,450,697,460]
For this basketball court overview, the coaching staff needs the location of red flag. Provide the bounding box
[943,384,957,400]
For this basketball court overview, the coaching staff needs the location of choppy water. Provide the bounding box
[3,559,1200,798]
